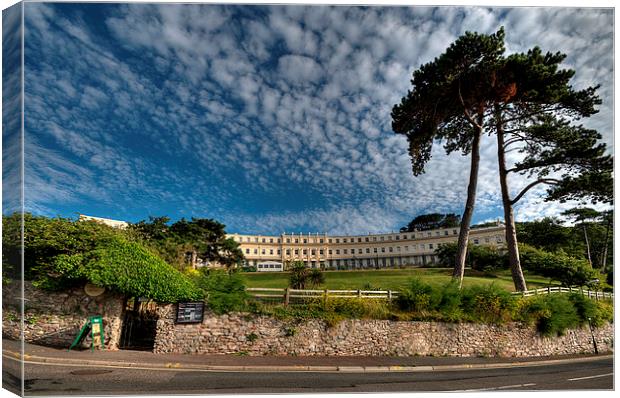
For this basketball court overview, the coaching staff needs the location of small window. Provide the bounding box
[328,238,332,243]
[402,235,407,239]
[303,239,307,244]
[395,236,400,240]
[286,249,291,255]
[343,249,348,254]
[365,237,369,242]
[254,249,258,254]
[474,239,480,245]
[358,238,362,242]
[312,249,316,255]
[319,249,324,255]
[269,249,273,255]
[444,231,448,236]
[336,249,340,254]
[366,248,370,253]
[373,237,377,241]
[286,238,291,243]
[262,249,265,254]
[336,238,340,243]
[397,246,401,252]
[381,247,385,253]
[262,238,266,243]
[404,246,408,252]
[358,248,363,254]
[435,231,440,236]
[343,238,347,243]
[429,244,433,249]
[320,239,323,244]
[303,249,307,255]
[295,238,299,243]
[295,249,299,255]
[246,249,250,254]
[255,237,259,242]
[380,236,384,241]
[329,249,333,255]
[453,229,458,235]
[373,248,378,253]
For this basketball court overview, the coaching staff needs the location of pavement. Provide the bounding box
[2,338,612,373]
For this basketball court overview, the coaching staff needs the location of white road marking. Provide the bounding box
[454,383,536,391]
[568,373,613,381]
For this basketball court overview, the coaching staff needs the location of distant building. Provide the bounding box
[79,214,129,229]
[228,223,506,271]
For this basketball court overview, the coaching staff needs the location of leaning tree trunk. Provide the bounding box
[453,117,483,288]
[601,216,611,271]
[496,112,527,292]
[582,224,593,268]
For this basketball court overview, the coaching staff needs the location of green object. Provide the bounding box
[68,316,105,351]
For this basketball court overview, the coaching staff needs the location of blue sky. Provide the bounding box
[4,2,614,234]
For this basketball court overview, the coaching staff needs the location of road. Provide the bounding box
[2,355,613,395]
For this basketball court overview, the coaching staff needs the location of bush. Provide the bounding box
[519,244,600,287]
[435,243,507,272]
[568,293,613,327]
[517,294,580,336]
[395,278,436,312]
[85,236,203,302]
[193,269,250,314]
[460,284,515,324]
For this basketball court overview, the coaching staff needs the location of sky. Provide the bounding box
[2,2,614,235]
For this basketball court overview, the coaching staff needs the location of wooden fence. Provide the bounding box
[246,287,399,305]
[246,286,613,305]
[512,286,614,300]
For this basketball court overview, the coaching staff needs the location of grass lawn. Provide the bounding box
[241,268,556,292]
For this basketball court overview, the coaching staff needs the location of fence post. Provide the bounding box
[388,290,392,301]
[547,286,551,295]
[323,289,328,305]
[284,288,290,306]
[358,289,362,298]
[587,288,591,299]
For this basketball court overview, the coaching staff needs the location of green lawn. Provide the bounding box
[241,268,556,292]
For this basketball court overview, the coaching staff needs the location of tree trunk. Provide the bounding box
[582,224,592,268]
[453,115,483,288]
[601,215,611,271]
[496,108,527,292]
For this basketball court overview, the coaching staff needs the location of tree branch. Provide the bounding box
[458,79,482,130]
[510,178,561,205]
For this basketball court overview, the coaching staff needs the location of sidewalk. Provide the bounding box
[2,338,611,373]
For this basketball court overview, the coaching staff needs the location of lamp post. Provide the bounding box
[587,317,599,355]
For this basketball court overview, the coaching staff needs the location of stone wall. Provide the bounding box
[154,304,613,357]
[2,280,124,349]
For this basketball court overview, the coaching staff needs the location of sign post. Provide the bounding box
[68,315,105,351]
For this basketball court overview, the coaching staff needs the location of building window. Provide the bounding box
[427,232,431,237]
[269,249,273,255]
[373,237,377,241]
[295,238,299,243]
[295,249,299,255]
[336,249,340,254]
[402,235,407,239]
[380,236,384,241]
[358,238,362,242]
[312,249,316,255]
[286,238,291,243]
[246,249,250,254]
[262,249,266,254]
[336,238,340,243]
[397,246,401,252]
[389,247,393,252]
[374,248,378,253]
[303,249,307,255]
[358,248,363,254]
[277,238,280,243]
[319,249,324,255]
[365,237,369,242]
[254,249,258,254]
[404,246,408,252]
[286,249,291,255]
[343,238,347,243]
[435,231,440,236]
[262,238,266,243]
[366,248,370,253]
[329,250,332,255]
[255,237,259,242]
[453,229,458,235]
[429,244,433,249]
[303,239,307,244]
[420,244,425,250]
[320,239,324,243]
[474,239,479,245]
[395,236,400,240]
[444,231,448,236]
[388,236,392,241]
[328,239,332,243]
[343,249,348,254]
[381,247,385,253]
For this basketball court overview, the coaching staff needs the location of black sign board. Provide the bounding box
[175,302,205,323]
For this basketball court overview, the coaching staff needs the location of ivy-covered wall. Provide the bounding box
[2,280,124,349]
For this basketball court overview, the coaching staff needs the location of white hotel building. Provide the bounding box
[228,223,506,271]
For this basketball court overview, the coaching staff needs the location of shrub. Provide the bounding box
[193,269,250,314]
[395,278,436,312]
[568,293,613,327]
[517,294,580,336]
[289,262,325,289]
[460,284,515,324]
[435,243,507,272]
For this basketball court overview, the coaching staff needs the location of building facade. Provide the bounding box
[228,223,506,270]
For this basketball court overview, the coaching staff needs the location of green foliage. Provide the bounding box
[435,243,507,272]
[517,294,580,336]
[519,244,600,287]
[86,236,203,302]
[128,216,244,270]
[395,278,436,312]
[193,269,250,314]
[289,262,325,289]
[246,332,259,342]
[400,213,461,232]
[460,284,516,324]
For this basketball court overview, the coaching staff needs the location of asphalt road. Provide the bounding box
[2,356,613,395]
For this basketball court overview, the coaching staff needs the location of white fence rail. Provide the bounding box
[512,286,614,300]
[246,287,399,305]
[247,286,613,304]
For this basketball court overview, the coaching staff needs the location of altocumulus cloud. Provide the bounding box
[17,3,613,234]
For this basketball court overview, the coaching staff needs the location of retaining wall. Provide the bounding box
[154,304,613,357]
[2,280,124,349]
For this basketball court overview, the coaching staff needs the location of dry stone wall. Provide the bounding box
[2,280,124,349]
[154,304,613,357]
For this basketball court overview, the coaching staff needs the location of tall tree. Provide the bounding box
[561,207,602,267]
[489,47,610,290]
[392,28,506,287]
